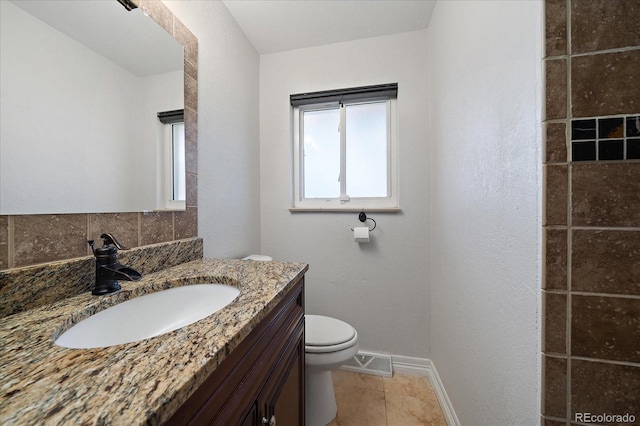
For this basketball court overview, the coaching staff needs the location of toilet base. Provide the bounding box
[305,370,338,426]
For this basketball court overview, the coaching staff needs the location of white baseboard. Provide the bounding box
[391,355,461,426]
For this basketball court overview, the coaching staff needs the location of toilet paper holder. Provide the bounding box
[350,211,377,232]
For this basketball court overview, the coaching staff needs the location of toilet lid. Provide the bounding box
[305,315,356,347]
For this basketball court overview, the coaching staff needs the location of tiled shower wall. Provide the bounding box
[543,0,639,424]
[0,0,198,271]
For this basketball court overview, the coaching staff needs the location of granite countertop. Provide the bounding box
[0,258,308,425]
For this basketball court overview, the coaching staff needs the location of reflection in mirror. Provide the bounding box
[172,123,186,201]
[0,0,184,215]
[157,109,186,210]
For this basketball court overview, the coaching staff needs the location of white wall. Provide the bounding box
[164,1,261,258]
[260,31,430,357]
[428,1,542,424]
[162,3,543,421]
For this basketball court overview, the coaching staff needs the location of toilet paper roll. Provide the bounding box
[353,226,370,243]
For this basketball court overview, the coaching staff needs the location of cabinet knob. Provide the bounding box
[261,415,276,425]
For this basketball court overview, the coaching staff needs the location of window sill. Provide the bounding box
[289,207,401,213]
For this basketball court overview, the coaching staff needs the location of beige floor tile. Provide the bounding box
[331,385,387,426]
[328,371,447,426]
[385,392,447,426]
[333,369,385,392]
[383,374,431,395]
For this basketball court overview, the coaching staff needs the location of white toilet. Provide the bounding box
[305,314,359,426]
[241,255,360,426]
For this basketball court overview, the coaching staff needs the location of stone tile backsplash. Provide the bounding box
[0,238,203,318]
[13,214,88,267]
[89,213,139,250]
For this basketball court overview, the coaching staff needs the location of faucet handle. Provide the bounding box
[100,233,128,250]
[87,240,96,255]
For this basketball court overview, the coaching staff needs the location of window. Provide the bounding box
[157,109,186,210]
[170,122,186,201]
[291,84,399,211]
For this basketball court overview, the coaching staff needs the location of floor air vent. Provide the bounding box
[341,351,393,377]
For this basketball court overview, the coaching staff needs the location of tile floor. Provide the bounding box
[327,370,447,426]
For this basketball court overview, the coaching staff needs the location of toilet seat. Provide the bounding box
[305,315,358,353]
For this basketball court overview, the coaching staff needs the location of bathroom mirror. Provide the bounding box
[0,0,184,215]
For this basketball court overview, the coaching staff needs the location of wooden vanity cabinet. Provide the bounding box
[167,277,305,426]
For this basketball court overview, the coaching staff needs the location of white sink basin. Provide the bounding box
[55,284,240,349]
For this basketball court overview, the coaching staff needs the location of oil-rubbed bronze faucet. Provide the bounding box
[87,233,141,295]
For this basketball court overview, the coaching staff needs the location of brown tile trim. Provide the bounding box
[140,212,175,246]
[186,173,198,208]
[544,228,568,290]
[545,0,567,57]
[545,59,568,120]
[571,50,640,118]
[571,294,640,363]
[543,291,568,355]
[545,121,568,163]
[542,417,567,426]
[571,0,640,54]
[571,162,640,227]
[543,355,568,418]
[571,359,640,417]
[0,216,8,270]
[544,165,569,226]
[543,0,640,423]
[175,207,198,240]
[572,229,640,295]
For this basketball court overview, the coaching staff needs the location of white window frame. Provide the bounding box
[158,121,186,211]
[291,98,399,211]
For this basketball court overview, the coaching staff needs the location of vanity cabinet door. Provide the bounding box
[241,402,258,426]
[166,277,305,426]
[257,318,305,426]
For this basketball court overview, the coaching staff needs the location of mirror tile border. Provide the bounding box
[0,0,198,270]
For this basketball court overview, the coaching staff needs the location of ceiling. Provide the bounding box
[222,0,436,55]
[10,0,183,77]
